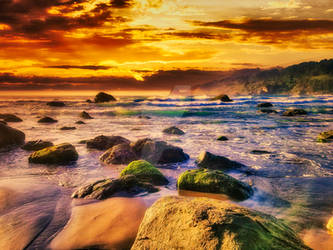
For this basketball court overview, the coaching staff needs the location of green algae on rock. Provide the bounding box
[177,168,253,201]
[317,130,333,143]
[28,143,78,165]
[120,160,169,185]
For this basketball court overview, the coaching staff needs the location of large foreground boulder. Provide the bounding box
[72,175,158,200]
[86,135,130,150]
[177,169,253,200]
[132,196,311,250]
[28,143,78,165]
[131,138,189,164]
[282,108,307,116]
[94,92,116,103]
[211,94,233,102]
[197,151,245,170]
[100,143,137,165]
[317,130,333,143]
[120,160,169,185]
[0,123,25,152]
[21,140,53,151]
[0,113,22,122]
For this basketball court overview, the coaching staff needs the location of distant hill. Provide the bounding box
[193,59,333,95]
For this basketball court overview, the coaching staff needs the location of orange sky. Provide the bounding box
[1,0,333,91]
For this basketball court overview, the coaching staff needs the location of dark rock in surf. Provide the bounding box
[21,140,53,151]
[60,126,76,130]
[38,117,57,123]
[75,121,85,124]
[211,94,233,102]
[0,120,7,125]
[0,123,25,152]
[257,102,273,108]
[217,136,228,141]
[0,113,23,122]
[317,130,333,143]
[86,99,93,103]
[250,150,272,155]
[196,151,245,170]
[46,101,66,107]
[163,126,185,135]
[86,135,130,150]
[94,92,116,103]
[100,143,137,165]
[282,108,307,116]
[79,111,93,119]
[259,109,278,114]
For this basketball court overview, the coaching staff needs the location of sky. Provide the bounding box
[0,0,333,92]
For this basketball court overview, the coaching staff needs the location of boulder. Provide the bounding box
[197,151,245,170]
[86,99,93,103]
[217,136,228,141]
[162,126,185,135]
[46,101,65,107]
[177,169,253,200]
[0,113,22,122]
[79,111,93,119]
[132,196,310,250]
[211,94,233,102]
[120,160,169,185]
[282,108,307,116]
[0,120,7,125]
[257,102,273,108]
[0,123,25,151]
[100,143,137,165]
[60,126,76,130]
[28,143,78,165]
[131,138,189,164]
[72,175,158,200]
[75,120,85,124]
[250,150,272,155]
[259,109,278,114]
[21,140,53,151]
[317,130,333,143]
[86,135,130,150]
[38,117,57,123]
[94,92,116,103]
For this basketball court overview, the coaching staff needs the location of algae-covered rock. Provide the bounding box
[132,196,311,250]
[86,135,130,150]
[0,123,25,152]
[177,169,253,200]
[21,140,53,151]
[211,94,233,102]
[217,136,228,141]
[72,175,158,200]
[0,113,23,122]
[79,111,93,119]
[28,143,78,165]
[100,143,137,165]
[317,130,333,143]
[197,151,245,170]
[38,117,57,123]
[282,108,307,116]
[120,160,169,185]
[94,92,116,103]
[162,126,185,135]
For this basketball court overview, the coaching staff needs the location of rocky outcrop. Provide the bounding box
[211,94,233,102]
[282,108,307,116]
[162,126,185,135]
[0,113,22,122]
[0,123,25,151]
[86,135,130,150]
[79,111,93,119]
[28,143,78,165]
[120,160,169,185]
[132,196,311,250]
[177,169,253,200]
[197,151,245,170]
[100,143,137,165]
[46,101,65,107]
[21,140,53,151]
[317,130,333,143]
[38,117,57,123]
[94,92,116,103]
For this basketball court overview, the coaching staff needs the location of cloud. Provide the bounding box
[45,65,113,70]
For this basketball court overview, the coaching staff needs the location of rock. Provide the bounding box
[250,150,272,155]
[217,136,228,141]
[94,92,116,103]
[78,140,87,144]
[257,102,273,108]
[327,217,333,233]
[46,101,65,107]
[138,115,151,119]
[86,135,130,150]
[132,196,310,250]
[0,123,25,152]
[197,151,245,170]
[0,113,23,122]
[0,120,7,125]
[79,111,93,119]
[21,140,53,151]
[75,120,85,124]
[259,109,278,114]
[282,108,307,116]
[60,126,76,130]
[38,117,57,123]
[72,175,158,200]
[86,99,93,103]
[120,160,169,185]
[131,138,189,164]
[317,130,333,143]
[162,126,185,135]
[100,143,137,165]
[177,169,253,200]
[211,94,233,102]
[28,143,78,165]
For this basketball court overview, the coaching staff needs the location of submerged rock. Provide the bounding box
[211,94,233,102]
[86,135,130,150]
[0,123,25,152]
[79,111,93,119]
[60,126,76,130]
[317,130,333,143]
[257,102,273,108]
[259,109,278,114]
[75,120,85,124]
[21,140,53,151]
[38,117,57,123]
[250,150,272,155]
[217,136,228,141]
[132,196,310,250]
[131,138,189,164]
[28,143,78,165]
[197,151,245,170]
[94,92,116,103]
[46,101,65,107]
[282,108,307,116]
[0,113,23,122]
[100,143,137,165]
[120,160,169,185]
[72,175,158,200]
[177,169,253,200]
[163,126,185,135]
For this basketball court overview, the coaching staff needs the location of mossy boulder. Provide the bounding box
[257,102,273,108]
[0,113,22,122]
[163,126,185,135]
[72,175,158,200]
[132,196,311,250]
[217,136,228,141]
[282,108,307,116]
[46,101,65,107]
[38,116,57,123]
[80,111,93,119]
[21,140,53,151]
[211,94,233,102]
[94,92,116,103]
[177,169,253,201]
[0,123,25,152]
[86,135,130,150]
[317,130,333,143]
[120,160,169,185]
[100,143,137,165]
[28,143,78,165]
[197,151,245,170]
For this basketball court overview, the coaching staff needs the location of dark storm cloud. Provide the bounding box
[45,65,113,70]
[110,0,133,8]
